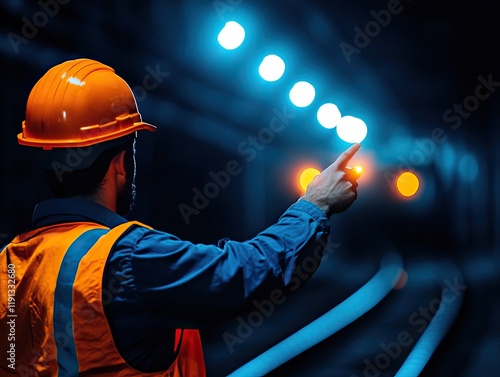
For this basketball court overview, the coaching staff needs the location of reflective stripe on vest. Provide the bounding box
[54,228,109,376]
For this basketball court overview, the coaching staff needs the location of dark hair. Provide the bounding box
[43,137,134,198]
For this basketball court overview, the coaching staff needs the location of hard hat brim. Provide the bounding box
[18,120,156,150]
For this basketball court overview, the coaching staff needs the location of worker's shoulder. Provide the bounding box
[119,220,153,232]
[112,220,181,247]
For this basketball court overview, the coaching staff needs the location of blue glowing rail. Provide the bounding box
[395,270,464,377]
[228,254,404,377]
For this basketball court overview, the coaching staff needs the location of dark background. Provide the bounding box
[1,0,499,376]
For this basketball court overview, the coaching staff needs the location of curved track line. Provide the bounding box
[395,269,465,377]
[228,254,404,377]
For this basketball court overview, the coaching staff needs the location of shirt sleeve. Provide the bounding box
[108,199,330,328]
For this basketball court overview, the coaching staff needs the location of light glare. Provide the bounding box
[289,81,316,108]
[396,172,420,198]
[299,167,321,193]
[259,55,286,82]
[458,154,479,182]
[317,103,342,129]
[218,21,246,50]
[336,116,368,143]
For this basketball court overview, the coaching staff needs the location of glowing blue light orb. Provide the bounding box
[317,103,342,129]
[289,81,316,108]
[218,21,246,50]
[458,154,479,182]
[259,55,286,82]
[336,116,368,143]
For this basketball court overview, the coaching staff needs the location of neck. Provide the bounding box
[78,189,116,213]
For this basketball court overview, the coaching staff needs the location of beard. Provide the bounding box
[116,172,136,217]
[116,139,137,217]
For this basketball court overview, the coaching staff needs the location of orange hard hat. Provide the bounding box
[18,58,156,150]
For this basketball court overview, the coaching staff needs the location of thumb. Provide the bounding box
[332,143,361,169]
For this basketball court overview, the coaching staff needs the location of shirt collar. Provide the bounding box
[32,198,127,229]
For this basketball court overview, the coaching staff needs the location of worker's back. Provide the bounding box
[0,221,205,377]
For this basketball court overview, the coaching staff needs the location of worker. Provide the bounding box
[0,58,360,376]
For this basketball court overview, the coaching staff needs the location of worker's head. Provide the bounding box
[18,58,156,215]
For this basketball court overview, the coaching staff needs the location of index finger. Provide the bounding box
[333,143,361,169]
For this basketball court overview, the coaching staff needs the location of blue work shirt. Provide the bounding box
[32,198,330,372]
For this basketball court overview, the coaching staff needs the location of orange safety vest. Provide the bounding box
[0,221,206,376]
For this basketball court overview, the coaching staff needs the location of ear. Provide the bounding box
[111,150,127,182]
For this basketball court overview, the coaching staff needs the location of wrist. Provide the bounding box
[299,196,331,217]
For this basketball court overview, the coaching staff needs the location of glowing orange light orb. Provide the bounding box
[299,168,321,192]
[396,172,420,198]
